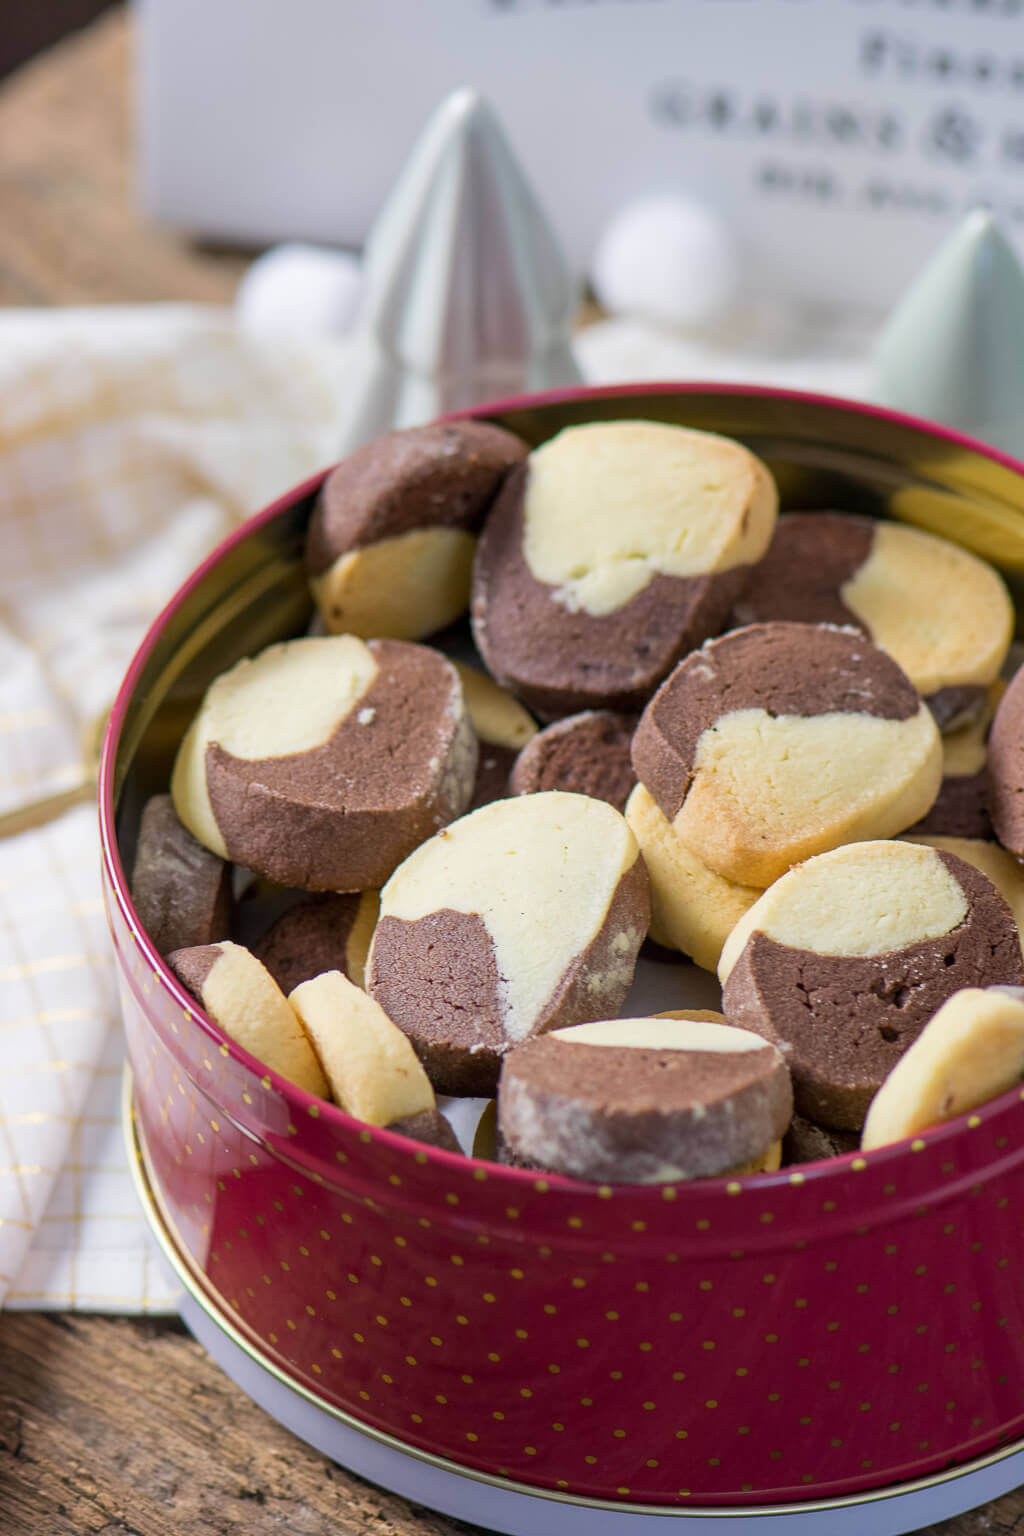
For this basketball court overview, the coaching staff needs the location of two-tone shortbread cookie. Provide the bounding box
[782,1116,859,1165]
[130,794,232,956]
[288,971,460,1151]
[509,710,637,812]
[452,660,538,810]
[624,784,762,971]
[497,1012,792,1183]
[166,940,329,1098]
[252,889,379,995]
[732,513,1013,729]
[366,791,650,1096]
[632,622,942,887]
[306,421,528,641]
[861,986,1024,1150]
[472,420,777,717]
[171,635,477,891]
[719,841,1024,1131]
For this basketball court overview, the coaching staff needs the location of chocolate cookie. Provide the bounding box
[252,889,379,994]
[288,970,460,1151]
[306,421,528,641]
[624,784,762,971]
[782,1116,859,1165]
[861,986,1024,1151]
[166,940,329,1098]
[366,791,650,1096]
[130,794,232,956]
[471,420,777,717]
[171,634,477,892]
[986,665,1024,855]
[632,622,942,887]
[718,841,1024,1131]
[496,1013,792,1183]
[452,660,538,810]
[732,513,1013,729]
[509,711,637,812]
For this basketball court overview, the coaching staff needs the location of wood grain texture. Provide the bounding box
[1,1313,1023,1536]
[0,6,252,306]
[0,1314,476,1535]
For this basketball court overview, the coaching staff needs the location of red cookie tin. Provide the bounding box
[100,384,1024,1512]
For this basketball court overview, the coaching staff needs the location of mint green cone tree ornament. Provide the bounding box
[872,210,1024,458]
[336,88,582,455]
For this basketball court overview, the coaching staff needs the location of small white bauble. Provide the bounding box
[235,243,364,338]
[590,195,739,329]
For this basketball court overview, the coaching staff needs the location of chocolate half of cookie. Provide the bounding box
[732,512,1012,726]
[719,840,1024,1131]
[252,889,379,995]
[130,793,232,956]
[632,621,941,887]
[497,1015,792,1183]
[171,634,477,892]
[306,420,528,642]
[367,790,650,1096]
[471,419,777,717]
[509,710,637,812]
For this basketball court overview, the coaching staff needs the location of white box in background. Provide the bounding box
[137,0,1024,311]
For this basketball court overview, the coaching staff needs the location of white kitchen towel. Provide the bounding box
[0,300,872,1312]
[0,305,347,1310]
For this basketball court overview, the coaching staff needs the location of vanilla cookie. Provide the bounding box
[366,791,650,1096]
[732,513,1013,729]
[510,711,637,812]
[288,970,459,1150]
[452,660,538,810]
[306,421,528,641]
[862,987,1024,1150]
[131,794,232,956]
[719,841,1024,1131]
[171,635,477,891]
[497,1013,792,1183]
[632,622,942,887]
[252,889,379,995]
[166,940,328,1098]
[472,420,777,717]
[624,784,762,971]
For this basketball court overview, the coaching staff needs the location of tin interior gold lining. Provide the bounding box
[122,1066,1024,1520]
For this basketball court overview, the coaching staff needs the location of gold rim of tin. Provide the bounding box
[122,1066,1024,1518]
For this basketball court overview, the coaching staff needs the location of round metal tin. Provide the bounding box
[101,384,1024,1510]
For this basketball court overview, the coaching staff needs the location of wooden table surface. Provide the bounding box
[0,10,1021,1535]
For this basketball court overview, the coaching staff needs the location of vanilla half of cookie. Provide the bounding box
[287,970,458,1150]
[861,987,1024,1150]
[367,791,650,1096]
[497,1014,792,1183]
[171,634,477,892]
[632,622,942,887]
[719,840,1024,1131]
[166,940,329,1098]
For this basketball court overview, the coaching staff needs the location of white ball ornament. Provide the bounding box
[235,242,364,339]
[590,195,740,329]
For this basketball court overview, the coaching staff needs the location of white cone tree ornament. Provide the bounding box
[336,88,582,454]
[872,210,1024,456]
